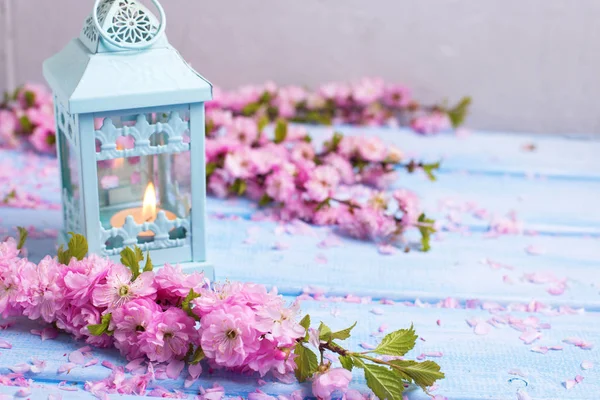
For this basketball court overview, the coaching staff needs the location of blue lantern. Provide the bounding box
[43,0,213,279]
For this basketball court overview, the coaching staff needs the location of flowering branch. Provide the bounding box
[0,231,443,399]
[293,316,444,399]
[203,113,438,251]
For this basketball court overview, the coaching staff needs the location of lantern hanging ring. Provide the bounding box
[92,0,167,50]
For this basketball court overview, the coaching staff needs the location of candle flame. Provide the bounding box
[142,182,157,221]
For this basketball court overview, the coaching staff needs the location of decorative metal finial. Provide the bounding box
[92,0,167,50]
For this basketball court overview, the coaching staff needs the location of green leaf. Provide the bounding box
[231,179,247,196]
[318,322,332,342]
[2,189,16,203]
[206,162,218,177]
[58,233,88,265]
[120,246,144,279]
[88,313,112,336]
[299,314,311,330]
[422,161,441,182]
[258,194,273,207]
[331,322,357,341]
[274,119,288,144]
[389,360,445,391]
[182,289,201,318]
[447,96,472,128]
[19,116,33,134]
[242,102,261,117]
[143,251,153,272]
[16,227,28,250]
[293,343,318,383]
[257,115,270,132]
[339,355,354,371]
[373,325,417,356]
[417,214,436,252]
[24,91,36,108]
[190,346,205,364]
[353,357,405,400]
[324,132,344,152]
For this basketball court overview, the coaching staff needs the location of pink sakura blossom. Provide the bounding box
[356,136,387,162]
[265,170,297,203]
[153,263,206,304]
[200,305,260,368]
[352,78,385,106]
[227,117,259,145]
[312,368,353,400]
[208,170,231,198]
[18,256,65,323]
[304,166,340,202]
[224,148,255,179]
[338,206,397,242]
[92,264,156,310]
[61,254,111,307]
[111,298,162,360]
[410,112,452,135]
[0,110,19,148]
[393,189,421,227]
[383,84,412,108]
[140,308,197,363]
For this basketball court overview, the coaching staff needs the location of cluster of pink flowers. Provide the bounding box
[0,78,469,155]
[202,109,432,248]
[210,78,464,133]
[0,237,305,386]
[0,84,56,154]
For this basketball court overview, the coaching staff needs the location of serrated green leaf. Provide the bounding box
[293,343,318,383]
[353,357,405,400]
[372,325,417,356]
[299,314,311,330]
[16,227,28,250]
[88,313,112,336]
[190,346,205,364]
[324,132,344,152]
[120,246,143,279]
[318,322,332,342]
[331,322,357,341]
[143,251,153,272]
[389,360,445,391]
[67,233,88,261]
[447,96,472,128]
[2,189,16,204]
[339,355,354,371]
[274,119,288,144]
[58,233,88,265]
[182,289,201,318]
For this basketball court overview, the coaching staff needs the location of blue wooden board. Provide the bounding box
[1,300,599,399]
[1,127,599,399]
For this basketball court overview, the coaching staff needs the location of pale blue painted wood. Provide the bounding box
[190,103,208,263]
[78,113,103,255]
[303,125,600,180]
[4,206,600,310]
[1,300,599,399]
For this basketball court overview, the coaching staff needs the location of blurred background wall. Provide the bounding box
[1,0,599,134]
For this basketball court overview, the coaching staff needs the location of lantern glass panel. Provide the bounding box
[58,126,81,233]
[95,111,192,251]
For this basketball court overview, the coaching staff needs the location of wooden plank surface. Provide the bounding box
[1,299,599,399]
[1,127,599,399]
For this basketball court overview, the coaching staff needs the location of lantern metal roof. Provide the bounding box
[43,0,212,115]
